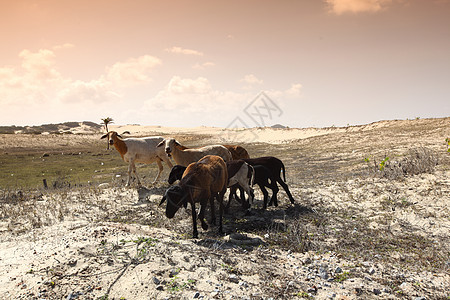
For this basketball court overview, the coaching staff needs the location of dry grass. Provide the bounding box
[365,147,439,179]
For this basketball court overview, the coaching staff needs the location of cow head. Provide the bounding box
[100,131,122,146]
[159,185,188,218]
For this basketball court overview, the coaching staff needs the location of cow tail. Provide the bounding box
[249,165,255,186]
[281,162,287,182]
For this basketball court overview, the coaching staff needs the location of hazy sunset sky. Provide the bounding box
[1,0,449,128]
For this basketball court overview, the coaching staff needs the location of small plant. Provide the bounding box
[133,236,158,247]
[335,271,351,282]
[379,156,389,171]
[166,275,194,293]
[296,291,311,298]
[221,263,235,273]
[167,277,180,292]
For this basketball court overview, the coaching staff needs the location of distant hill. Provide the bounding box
[0,122,103,134]
[271,124,288,129]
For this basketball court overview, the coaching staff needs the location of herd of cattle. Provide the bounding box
[101,131,295,238]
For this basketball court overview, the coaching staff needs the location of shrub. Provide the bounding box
[366,147,438,179]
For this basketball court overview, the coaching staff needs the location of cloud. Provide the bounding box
[0,48,163,111]
[144,76,303,127]
[166,76,212,95]
[19,49,60,81]
[192,62,216,70]
[0,49,63,107]
[326,0,393,14]
[165,46,204,56]
[146,76,219,112]
[285,83,303,97]
[144,76,252,126]
[106,55,162,87]
[53,43,75,50]
[240,74,263,90]
[264,83,303,103]
[58,79,121,104]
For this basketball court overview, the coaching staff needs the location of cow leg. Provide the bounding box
[241,185,251,209]
[133,161,142,186]
[127,159,140,186]
[218,188,226,235]
[259,183,269,209]
[198,203,208,231]
[277,178,295,204]
[231,185,243,204]
[162,155,173,169]
[209,195,216,226]
[248,187,255,204]
[191,202,199,238]
[238,187,246,205]
[126,161,133,186]
[152,159,164,183]
[226,186,237,212]
[268,181,279,207]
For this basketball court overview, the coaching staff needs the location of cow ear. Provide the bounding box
[100,134,108,139]
[159,195,166,206]
[175,140,181,146]
[157,140,165,147]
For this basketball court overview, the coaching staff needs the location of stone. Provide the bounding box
[228,274,239,283]
[152,277,161,285]
[210,291,219,298]
[169,269,179,277]
[319,269,329,280]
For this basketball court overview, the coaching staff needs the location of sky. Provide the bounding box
[0,0,449,128]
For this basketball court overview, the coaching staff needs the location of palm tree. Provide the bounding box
[101,117,114,150]
[101,117,114,132]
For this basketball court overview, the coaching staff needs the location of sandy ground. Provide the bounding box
[108,124,347,144]
[0,118,449,299]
